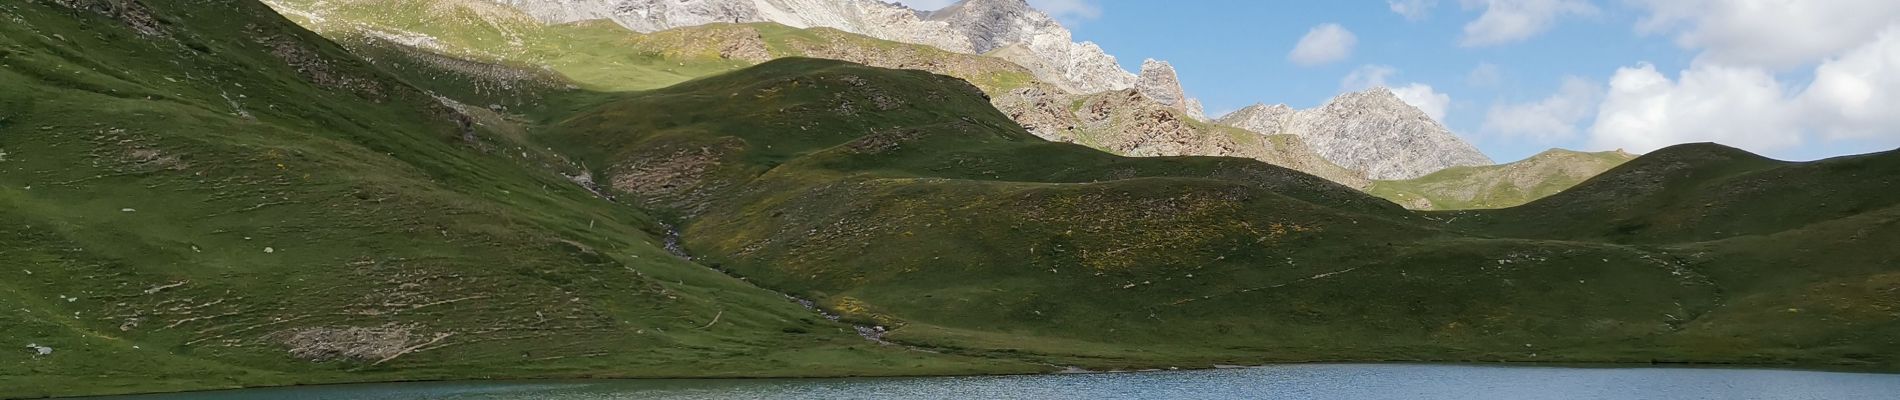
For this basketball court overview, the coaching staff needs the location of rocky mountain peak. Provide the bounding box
[1326,86,1408,110]
[920,0,1134,93]
[1294,89,1492,180]
[923,0,1055,54]
[1219,89,1493,180]
[1134,58,1204,120]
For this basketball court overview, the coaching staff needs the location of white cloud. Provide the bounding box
[1482,76,1601,141]
[1389,0,1438,21]
[1466,62,1503,87]
[1587,24,1900,156]
[1342,65,1452,121]
[1801,26,1900,141]
[1630,0,1900,69]
[1392,84,1453,121]
[1289,23,1357,66]
[1458,0,1597,47]
[1588,63,1802,153]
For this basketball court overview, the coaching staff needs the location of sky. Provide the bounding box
[894,0,1900,163]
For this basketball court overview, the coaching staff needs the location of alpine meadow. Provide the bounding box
[3,0,1898,398]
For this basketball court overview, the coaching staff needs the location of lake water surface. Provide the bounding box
[91,364,1900,400]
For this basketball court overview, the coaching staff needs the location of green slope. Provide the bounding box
[1447,143,1900,243]
[1370,149,1635,210]
[0,1,1020,398]
[7,0,1900,397]
[542,58,1900,372]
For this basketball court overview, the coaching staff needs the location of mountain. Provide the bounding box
[1370,149,1636,210]
[1219,89,1495,180]
[487,0,1137,93]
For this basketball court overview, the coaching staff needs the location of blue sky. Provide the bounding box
[899,0,1900,163]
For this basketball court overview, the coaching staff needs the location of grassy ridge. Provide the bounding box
[1370,149,1635,210]
[548,58,1900,371]
[1448,143,1900,243]
[0,2,1022,398]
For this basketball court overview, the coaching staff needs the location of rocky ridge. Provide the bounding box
[488,0,1136,93]
[1219,88,1493,180]
[994,86,1370,188]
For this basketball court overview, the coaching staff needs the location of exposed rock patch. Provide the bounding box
[609,140,742,214]
[846,128,924,155]
[280,324,438,363]
[250,25,388,100]
[54,0,168,37]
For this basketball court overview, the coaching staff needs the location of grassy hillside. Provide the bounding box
[1371,149,1635,210]
[545,58,1900,372]
[6,0,1900,398]
[1448,143,1900,243]
[0,1,1022,398]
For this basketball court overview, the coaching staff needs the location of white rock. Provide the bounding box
[1135,59,1204,120]
[1218,87,1493,180]
[264,247,274,253]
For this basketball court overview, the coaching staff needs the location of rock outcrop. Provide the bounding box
[1217,103,1296,140]
[489,0,1136,93]
[993,86,1370,188]
[1134,58,1204,120]
[1218,88,1493,180]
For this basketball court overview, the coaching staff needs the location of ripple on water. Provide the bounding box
[90,364,1900,400]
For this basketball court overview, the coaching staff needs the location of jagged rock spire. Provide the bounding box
[1135,58,1205,120]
